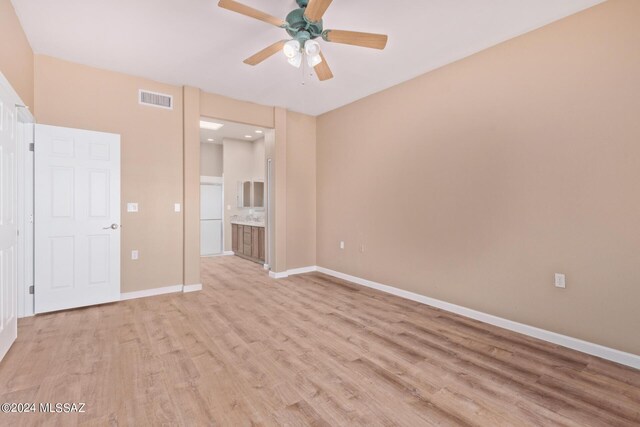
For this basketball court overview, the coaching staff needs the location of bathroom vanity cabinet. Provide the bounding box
[231,223,265,264]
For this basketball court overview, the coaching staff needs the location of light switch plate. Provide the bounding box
[127,203,139,213]
[555,273,566,288]
[131,250,139,260]
[340,241,345,250]
[174,203,181,212]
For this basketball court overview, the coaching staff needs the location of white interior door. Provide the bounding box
[0,82,18,361]
[35,125,120,313]
[200,184,222,256]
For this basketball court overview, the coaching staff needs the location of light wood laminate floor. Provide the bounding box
[0,256,639,426]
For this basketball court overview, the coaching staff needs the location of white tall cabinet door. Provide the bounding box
[35,125,121,314]
[0,83,18,361]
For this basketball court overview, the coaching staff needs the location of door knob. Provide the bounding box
[103,224,119,230]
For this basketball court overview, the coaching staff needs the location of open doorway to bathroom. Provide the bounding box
[199,117,272,269]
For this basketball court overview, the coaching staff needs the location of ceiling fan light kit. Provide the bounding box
[218,0,388,81]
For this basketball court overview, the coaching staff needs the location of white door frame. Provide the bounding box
[266,157,273,270]
[16,106,34,318]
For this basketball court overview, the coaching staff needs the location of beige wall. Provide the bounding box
[222,137,265,252]
[200,143,223,177]
[272,108,288,272]
[316,0,640,355]
[201,92,274,129]
[0,0,34,109]
[253,137,265,179]
[35,55,185,293]
[183,87,201,286]
[286,112,316,270]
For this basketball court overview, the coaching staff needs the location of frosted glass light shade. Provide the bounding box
[283,40,301,59]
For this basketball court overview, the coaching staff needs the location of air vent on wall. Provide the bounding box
[139,90,173,110]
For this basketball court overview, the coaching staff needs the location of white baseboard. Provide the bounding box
[269,271,289,279]
[313,266,640,370]
[120,284,184,301]
[268,265,317,279]
[183,283,202,293]
[287,266,317,276]
[202,251,234,258]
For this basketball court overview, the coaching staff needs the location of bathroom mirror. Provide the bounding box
[238,181,252,208]
[243,181,251,207]
[238,180,265,209]
[253,181,265,209]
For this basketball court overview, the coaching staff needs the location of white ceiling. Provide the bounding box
[200,117,268,144]
[12,0,604,116]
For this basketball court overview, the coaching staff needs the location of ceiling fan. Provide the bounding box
[218,0,388,81]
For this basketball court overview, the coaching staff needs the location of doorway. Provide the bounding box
[199,117,273,268]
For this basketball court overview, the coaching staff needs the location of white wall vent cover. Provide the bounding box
[139,90,173,110]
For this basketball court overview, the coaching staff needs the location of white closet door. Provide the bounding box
[0,81,18,362]
[35,125,121,314]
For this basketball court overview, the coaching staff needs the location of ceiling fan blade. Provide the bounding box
[243,41,286,65]
[323,30,388,50]
[304,0,333,22]
[314,52,333,81]
[218,0,286,27]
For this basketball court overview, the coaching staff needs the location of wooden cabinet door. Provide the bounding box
[251,227,259,259]
[237,225,244,254]
[243,226,252,256]
[231,224,238,252]
[258,228,265,261]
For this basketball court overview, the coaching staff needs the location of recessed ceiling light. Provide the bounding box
[207,138,214,142]
[245,135,252,138]
[199,120,224,130]
[255,130,263,134]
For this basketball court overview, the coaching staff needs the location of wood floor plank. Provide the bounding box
[0,255,638,426]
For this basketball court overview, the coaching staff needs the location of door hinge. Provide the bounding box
[29,285,34,295]
[29,143,34,152]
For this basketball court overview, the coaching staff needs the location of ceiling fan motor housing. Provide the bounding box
[285,8,323,44]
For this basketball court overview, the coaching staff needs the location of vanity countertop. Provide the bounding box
[231,221,265,228]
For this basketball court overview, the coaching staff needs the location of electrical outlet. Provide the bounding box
[340,241,345,250]
[555,273,566,289]
[131,250,139,260]
[174,203,181,212]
